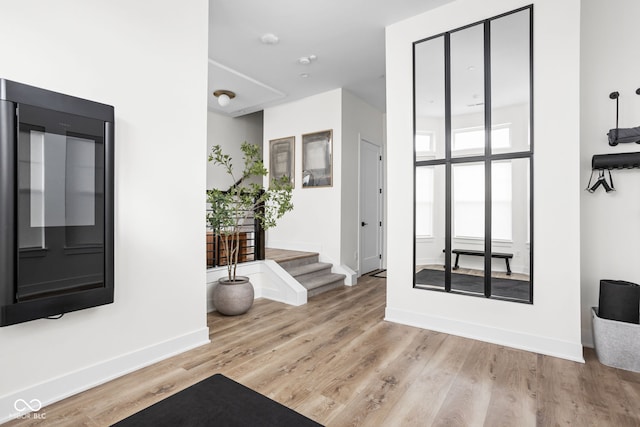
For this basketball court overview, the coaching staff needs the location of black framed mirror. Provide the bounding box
[413,6,533,303]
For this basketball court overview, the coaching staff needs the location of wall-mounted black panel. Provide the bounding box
[0,79,114,326]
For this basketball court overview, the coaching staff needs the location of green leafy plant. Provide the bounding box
[207,142,293,281]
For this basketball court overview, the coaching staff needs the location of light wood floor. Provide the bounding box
[6,275,640,426]
[265,247,318,263]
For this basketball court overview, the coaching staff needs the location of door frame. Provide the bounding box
[358,136,383,276]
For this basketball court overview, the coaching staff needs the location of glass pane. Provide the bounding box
[16,104,105,300]
[451,162,485,295]
[415,167,434,237]
[19,131,97,230]
[18,130,44,249]
[415,164,446,289]
[491,9,531,154]
[414,36,445,160]
[451,24,485,158]
[492,161,512,241]
[491,158,531,301]
[453,163,484,239]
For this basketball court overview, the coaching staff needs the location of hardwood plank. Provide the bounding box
[430,340,496,426]
[584,349,640,427]
[536,354,593,426]
[325,328,447,426]
[379,334,475,426]
[265,247,318,263]
[482,346,537,427]
[317,321,422,405]
[5,275,640,426]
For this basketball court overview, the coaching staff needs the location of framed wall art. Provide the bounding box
[269,136,295,187]
[302,129,332,187]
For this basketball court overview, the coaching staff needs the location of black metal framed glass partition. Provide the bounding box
[413,6,533,303]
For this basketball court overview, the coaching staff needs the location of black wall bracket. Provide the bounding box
[607,89,640,146]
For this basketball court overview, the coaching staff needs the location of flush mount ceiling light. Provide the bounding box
[213,90,236,107]
[260,33,279,45]
[298,55,317,65]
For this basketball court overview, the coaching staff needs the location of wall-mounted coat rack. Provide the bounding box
[587,89,640,193]
[592,151,640,170]
[588,152,640,193]
[607,89,640,146]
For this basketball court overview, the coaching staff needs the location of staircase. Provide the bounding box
[274,251,346,298]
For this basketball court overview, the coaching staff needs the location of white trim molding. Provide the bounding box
[385,306,585,363]
[0,329,209,424]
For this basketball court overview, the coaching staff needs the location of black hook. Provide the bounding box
[636,88,640,95]
[610,92,620,142]
[587,169,615,193]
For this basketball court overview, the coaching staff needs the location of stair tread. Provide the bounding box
[276,254,320,270]
[298,273,346,291]
[286,262,333,277]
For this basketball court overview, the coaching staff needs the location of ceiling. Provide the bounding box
[208,0,454,117]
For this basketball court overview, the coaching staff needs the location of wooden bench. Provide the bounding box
[448,249,513,275]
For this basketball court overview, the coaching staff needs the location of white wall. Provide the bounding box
[207,110,263,189]
[263,89,383,275]
[263,90,343,263]
[386,0,584,361]
[0,1,209,421]
[341,90,384,272]
[580,0,640,346]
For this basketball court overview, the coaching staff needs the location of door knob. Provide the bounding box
[361,221,368,226]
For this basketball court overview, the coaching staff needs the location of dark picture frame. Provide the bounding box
[269,136,295,187]
[302,129,333,187]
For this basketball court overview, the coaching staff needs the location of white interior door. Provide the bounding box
[359,138,382,275]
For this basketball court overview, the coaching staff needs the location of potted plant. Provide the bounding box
[207,142,293,315]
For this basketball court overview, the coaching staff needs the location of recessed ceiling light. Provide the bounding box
[300,73,310,78]
[467,65,476,71]
[298,55,317,65]
[260,33,279,45]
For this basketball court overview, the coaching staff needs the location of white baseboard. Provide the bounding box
[385,307,585,363]
[0,328,210,424]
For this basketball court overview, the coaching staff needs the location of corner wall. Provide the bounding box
[385,0,583,361]
[341,91,384,273]
[0,1,209,421]
[580,0,640,346]
[263,89,384,275]
[263,90,343,263]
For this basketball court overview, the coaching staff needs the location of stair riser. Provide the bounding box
[299,273,346,291]
[293,266,333,283]
[307,280,344,298]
